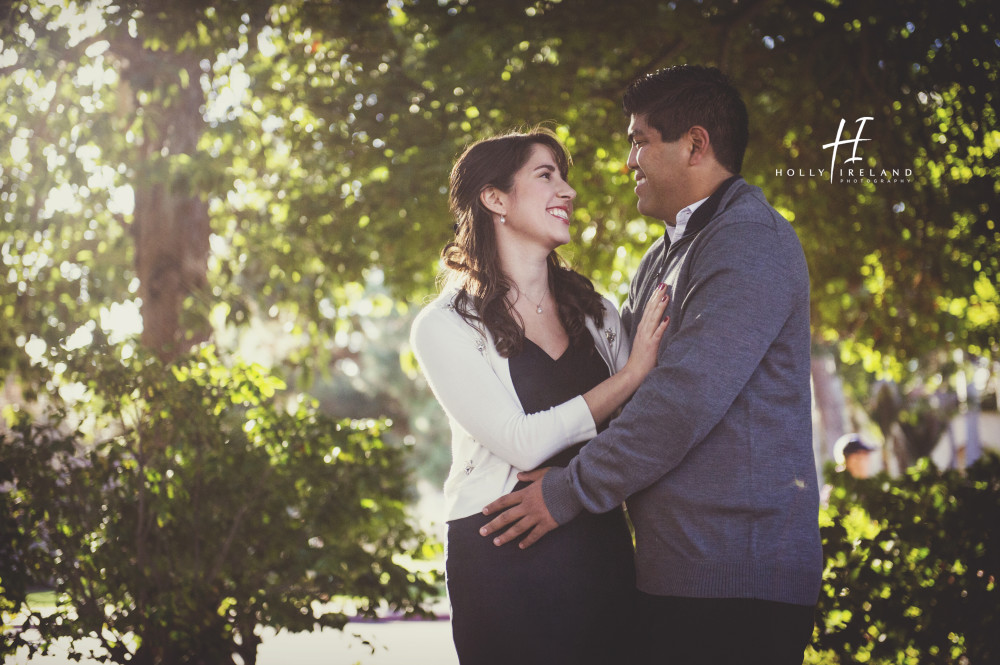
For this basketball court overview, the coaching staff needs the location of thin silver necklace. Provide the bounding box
[531,287,547,314]
[516,285,548,314]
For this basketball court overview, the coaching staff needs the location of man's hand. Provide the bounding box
[480,468,558,549]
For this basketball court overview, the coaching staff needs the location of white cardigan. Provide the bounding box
[410,286,630,520]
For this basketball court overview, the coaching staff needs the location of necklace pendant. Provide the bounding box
[536,305,543,314]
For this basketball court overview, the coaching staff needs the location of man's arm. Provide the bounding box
[482,216,809,546]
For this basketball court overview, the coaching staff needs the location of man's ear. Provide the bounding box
[479,186,506,217]
[688,126,712,165]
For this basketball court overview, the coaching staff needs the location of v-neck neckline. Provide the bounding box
[523,336,570,363]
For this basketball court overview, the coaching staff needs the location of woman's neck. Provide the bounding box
[498,234,552,293]
[502,255,550,305]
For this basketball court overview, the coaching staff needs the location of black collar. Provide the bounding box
[672,174,742,244]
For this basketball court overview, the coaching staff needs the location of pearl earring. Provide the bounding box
[500,215,506,224]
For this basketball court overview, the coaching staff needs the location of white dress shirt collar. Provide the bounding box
[666,196,709,243]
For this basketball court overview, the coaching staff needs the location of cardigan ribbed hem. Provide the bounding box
[635,556,822,607]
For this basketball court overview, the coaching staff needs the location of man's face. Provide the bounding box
[626,113,694,224]
[845,451,871,478]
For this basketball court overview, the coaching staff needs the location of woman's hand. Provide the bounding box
[624,283,670,380]
[580,284,670,425]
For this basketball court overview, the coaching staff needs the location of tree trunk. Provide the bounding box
[811,346,847,464]
[120,47,210,361]
[134,174,210,359]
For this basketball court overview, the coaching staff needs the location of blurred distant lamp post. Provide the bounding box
[955,350,983,467]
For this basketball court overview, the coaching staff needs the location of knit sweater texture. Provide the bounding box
[542,176,823,606]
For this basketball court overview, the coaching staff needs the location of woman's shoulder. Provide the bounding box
[412,287,457,326]
[596,294,623,324]
[410,286,478,343]
[582,293,623,339]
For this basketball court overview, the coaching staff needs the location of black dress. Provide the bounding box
[446,334,637,665]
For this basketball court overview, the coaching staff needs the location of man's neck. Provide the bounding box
[665,169,734,229]
[690,170,734,207]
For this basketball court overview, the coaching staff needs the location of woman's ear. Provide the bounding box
[479,185,506,217]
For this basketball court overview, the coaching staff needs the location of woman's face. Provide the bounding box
[499,143,577,252]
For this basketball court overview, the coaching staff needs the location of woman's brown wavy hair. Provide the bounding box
[441,127,605,358]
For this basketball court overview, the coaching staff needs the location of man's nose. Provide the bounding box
[627,145,639,170]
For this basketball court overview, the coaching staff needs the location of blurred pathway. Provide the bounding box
[5,618,459,665]
[257,619,459,665]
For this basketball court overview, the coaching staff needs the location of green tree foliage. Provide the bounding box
[2,343,435,664]
[814,455,1000,664]
[2,0,997,384]
[0,0,997,659]
[735,1,999,371]
[305,279,453,485]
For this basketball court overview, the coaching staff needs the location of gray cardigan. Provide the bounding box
[542,176,823,607]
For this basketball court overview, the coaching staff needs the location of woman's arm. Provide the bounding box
[411,287,669,471]
[411,305,597,471]
[583,283,669,425]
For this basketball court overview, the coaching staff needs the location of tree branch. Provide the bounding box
[717,0,775,71]
[592,37,689,101]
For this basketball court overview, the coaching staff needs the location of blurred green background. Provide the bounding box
[1,1,997,663]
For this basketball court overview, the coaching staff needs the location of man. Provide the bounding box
[481,65,823,665]
[836,433,876,478]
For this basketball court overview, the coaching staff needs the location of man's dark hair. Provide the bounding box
[623,65,749,174]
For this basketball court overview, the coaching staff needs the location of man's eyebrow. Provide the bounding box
[628,129,645,142]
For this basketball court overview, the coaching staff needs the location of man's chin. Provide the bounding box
[636,200,660,219]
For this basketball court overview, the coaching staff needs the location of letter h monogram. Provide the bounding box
[822,117,873,182]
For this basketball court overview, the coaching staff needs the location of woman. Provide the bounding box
[410,128,669,664]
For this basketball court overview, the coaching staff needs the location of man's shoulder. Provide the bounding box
[694,183,807,274]
[703,183,806,255]
[717,180,788,227]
